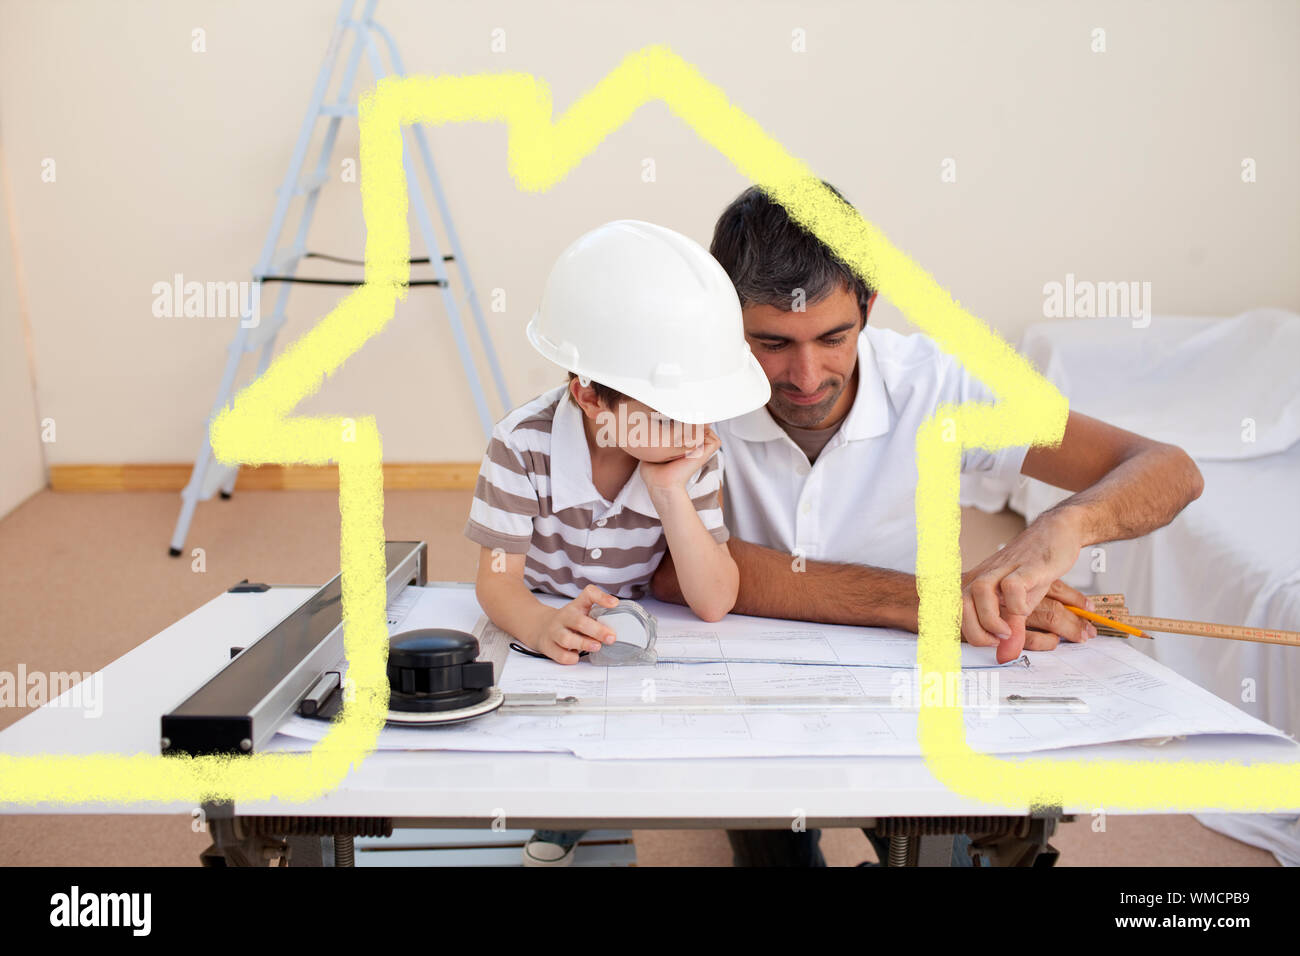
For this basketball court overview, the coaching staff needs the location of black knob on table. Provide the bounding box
[387,629,495,713]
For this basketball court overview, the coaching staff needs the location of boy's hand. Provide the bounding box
[526,585,620,664]
[640,426,720,494]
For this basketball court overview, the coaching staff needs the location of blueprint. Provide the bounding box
[272,585,1291,759]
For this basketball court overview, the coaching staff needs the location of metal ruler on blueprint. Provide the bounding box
[1089,594,1300,648]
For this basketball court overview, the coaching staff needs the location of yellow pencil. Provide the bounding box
[1063,604,1150,639]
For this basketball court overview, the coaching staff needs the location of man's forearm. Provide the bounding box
[1040,442,1203,548]
[652,537,922,630]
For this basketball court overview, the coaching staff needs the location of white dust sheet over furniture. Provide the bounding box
[959,309,1300,863]
[961,310,1300,739]
[273,586,1288,759]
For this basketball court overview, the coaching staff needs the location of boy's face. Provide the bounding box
[608,398,707,462]
[572,382,706,462]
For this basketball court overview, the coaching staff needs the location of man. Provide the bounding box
[651,184,1205,866]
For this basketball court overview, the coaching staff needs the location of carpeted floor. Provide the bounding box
[0,488,1275,866]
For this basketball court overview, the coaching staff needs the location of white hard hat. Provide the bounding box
[526,220,772,425]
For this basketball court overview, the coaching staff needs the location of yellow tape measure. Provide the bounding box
[1089,594,1300,649]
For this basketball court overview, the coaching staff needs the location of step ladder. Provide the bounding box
[169,0,509,555]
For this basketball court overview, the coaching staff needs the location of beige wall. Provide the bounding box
[0,134,46,515]
[1,0,1296,467]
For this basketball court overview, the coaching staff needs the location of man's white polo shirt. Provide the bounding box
[715,325,1029,573]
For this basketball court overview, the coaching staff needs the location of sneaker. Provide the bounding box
[523,834,578,867]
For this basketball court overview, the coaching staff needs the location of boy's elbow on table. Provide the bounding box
[685,564,740,622]
[690,597,732,624]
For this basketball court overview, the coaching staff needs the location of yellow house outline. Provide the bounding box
[2,46,1294,811]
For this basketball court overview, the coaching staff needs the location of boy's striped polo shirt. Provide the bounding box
[464,384,729,599]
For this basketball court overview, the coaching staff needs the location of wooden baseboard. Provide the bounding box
[48,463,479,492]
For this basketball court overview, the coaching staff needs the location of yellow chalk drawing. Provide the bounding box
[2,45,1294,810]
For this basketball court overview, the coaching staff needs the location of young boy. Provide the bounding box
[464,220,770,864]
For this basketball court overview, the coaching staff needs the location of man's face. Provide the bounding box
[742,284,867,429]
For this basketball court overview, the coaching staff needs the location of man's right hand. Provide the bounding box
[526,585,620,664]
[960,578,1098,658]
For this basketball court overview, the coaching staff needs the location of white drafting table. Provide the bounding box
[2,582,1299,831]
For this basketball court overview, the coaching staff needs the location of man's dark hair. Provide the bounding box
[566,371,623,408]
[710,182,874,326]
